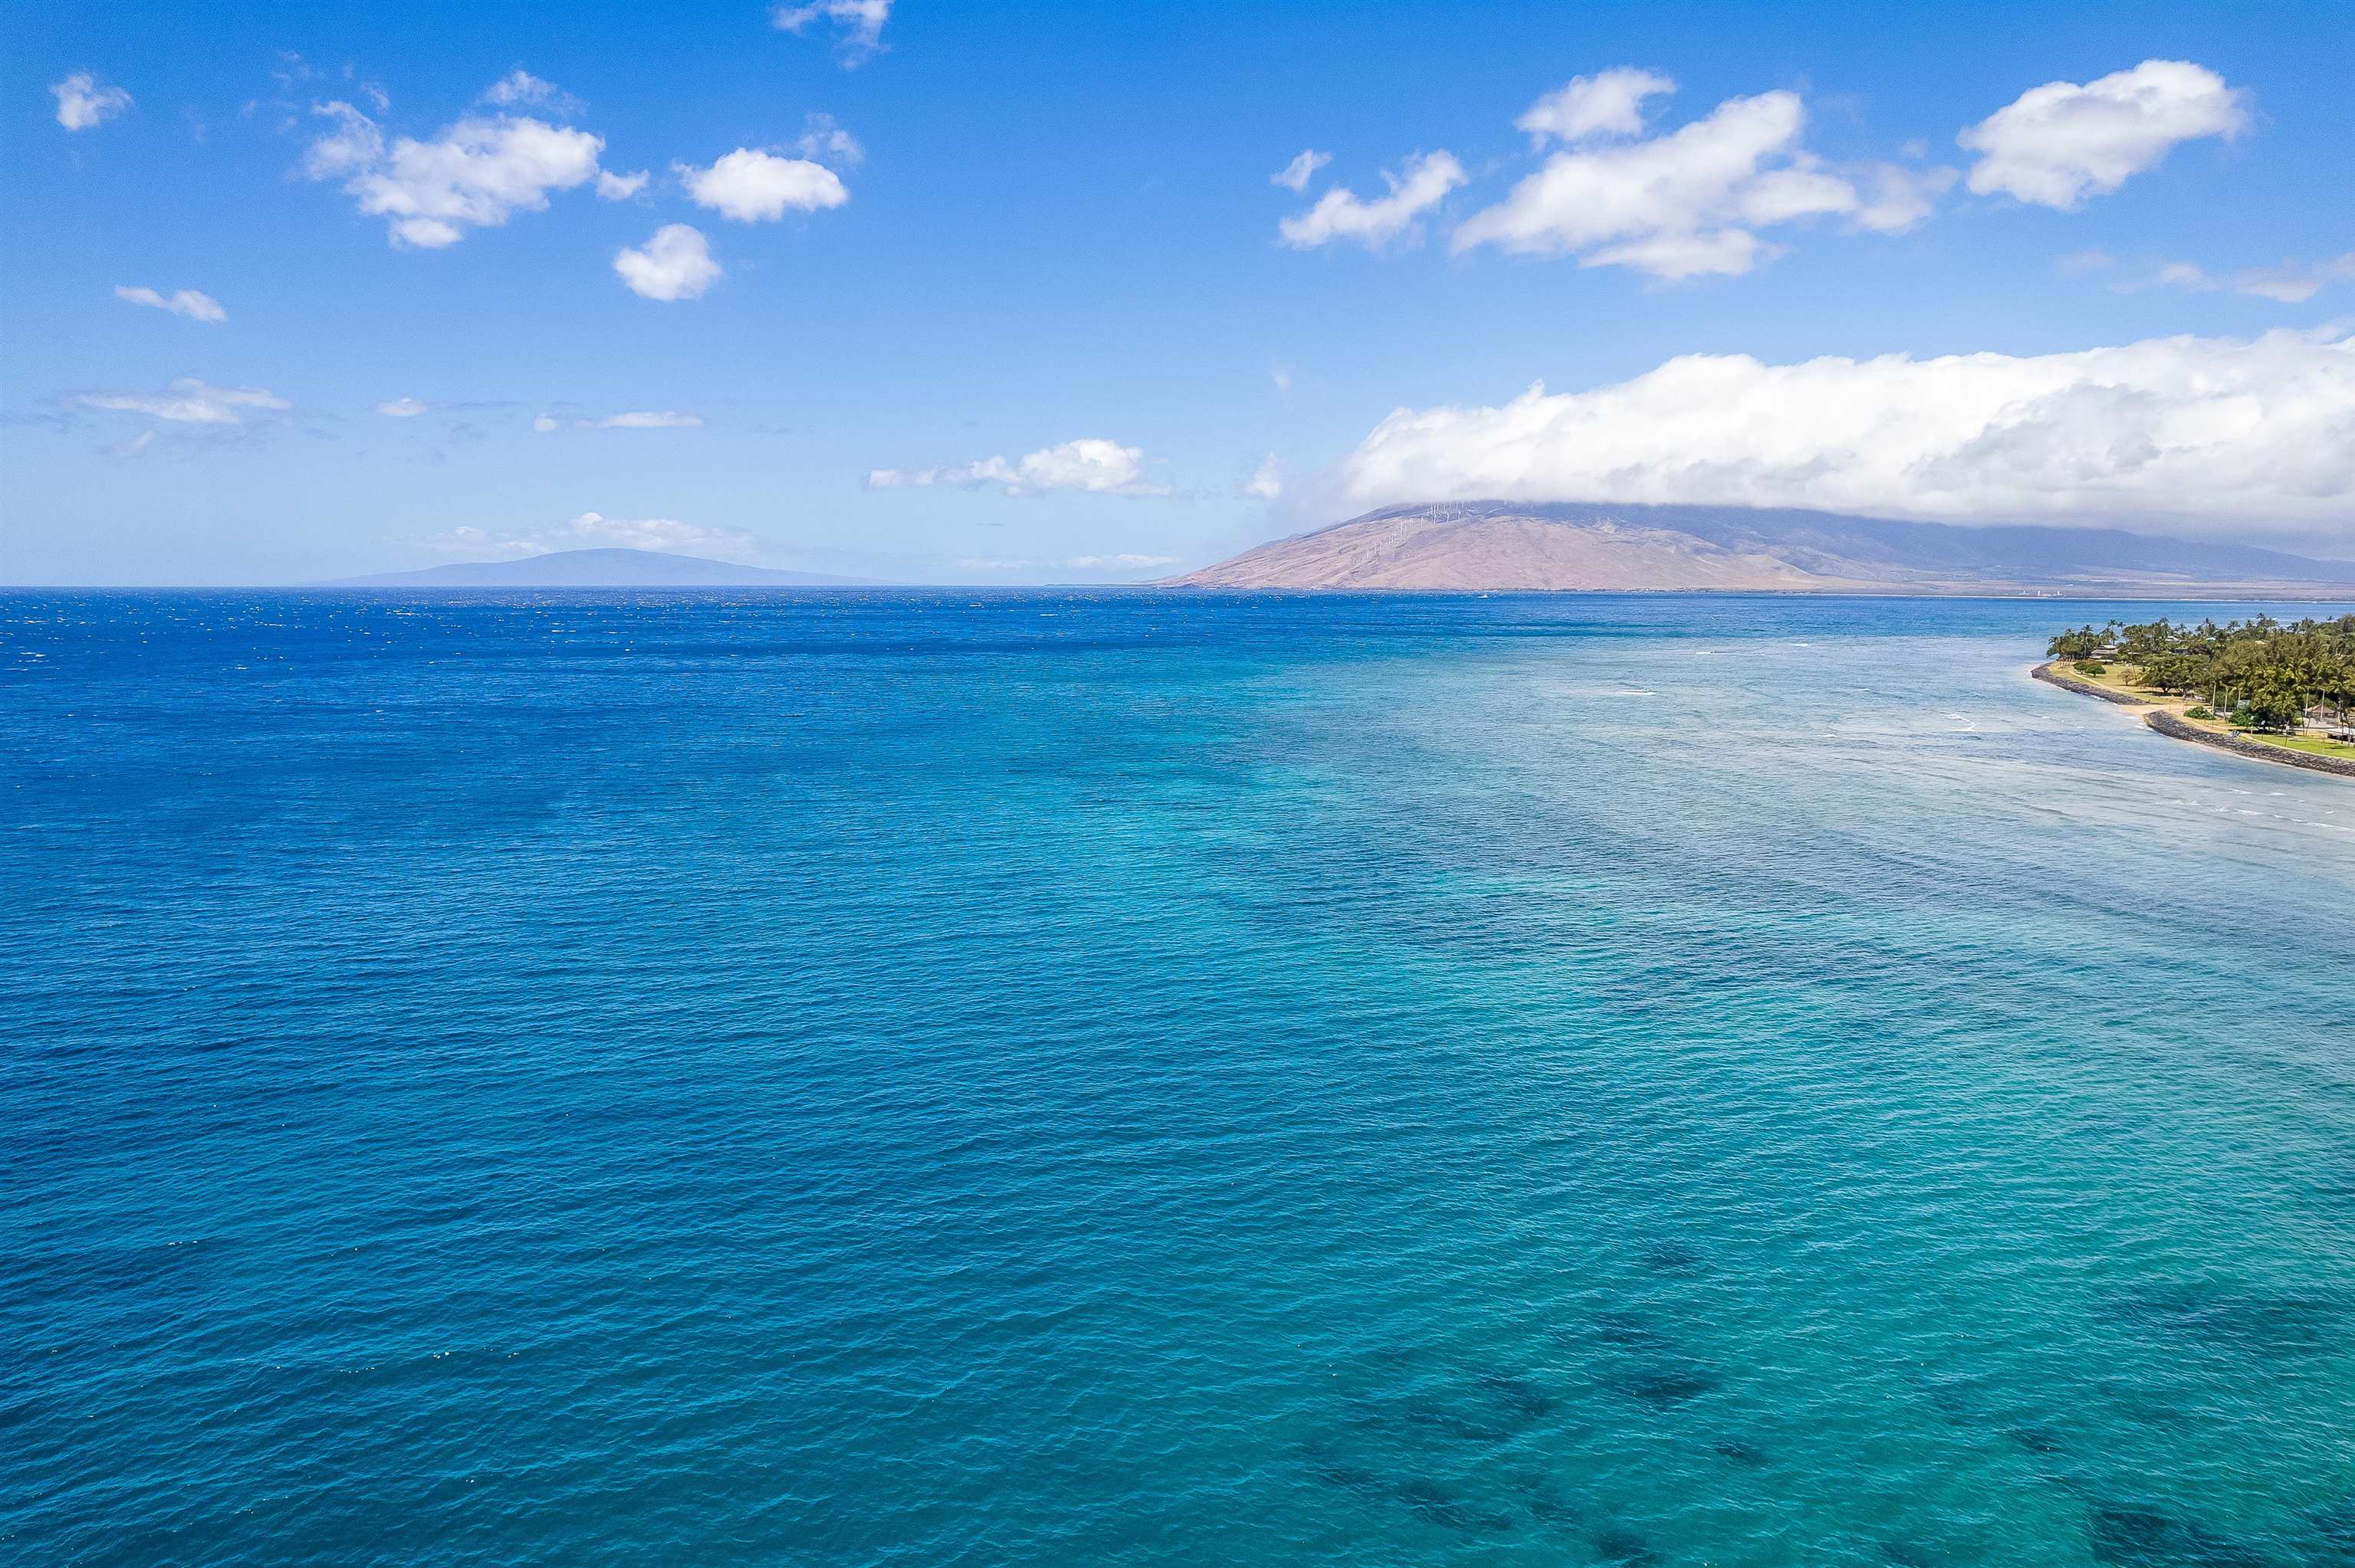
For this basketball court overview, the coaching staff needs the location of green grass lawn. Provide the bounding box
[2045,661,2355,761]
[2245,732,2355,759]
[2054,661,2156,700]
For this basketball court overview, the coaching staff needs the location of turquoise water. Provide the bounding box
[4,591,2352,1567]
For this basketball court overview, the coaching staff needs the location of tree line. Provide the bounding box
[2047,613,2355,733]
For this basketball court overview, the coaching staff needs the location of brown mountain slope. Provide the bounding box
[1164,503,2355,594]
[1171,513,1876,592]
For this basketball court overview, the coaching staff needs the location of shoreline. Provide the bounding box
[2032,660,2355,780]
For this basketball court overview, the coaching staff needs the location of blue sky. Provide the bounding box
[5,0,2352,583]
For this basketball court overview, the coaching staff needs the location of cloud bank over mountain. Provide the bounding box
[1335,330,2355,541]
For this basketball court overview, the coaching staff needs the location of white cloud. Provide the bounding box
[114,286,225,323]
[1584,228,1771,279]
[302,92,605,247]
[2058,249,2116,274]
[2136,251,2355,304]
[507,408,709,432]
[565,512,753,553]
[2235,254,2355,303]
[614,224,721,300]
[1959,60,2248,209]
[578,410,704,428]
[1244,454,1283,499]
[1271,364,1293,393]
[52,72,132,131]
[1286,78,1943,277]
[772,0,892,66]
[1279,152,1467,251]
[677,148,849,221]
[1454,90,1869,277]
[1852,162,1959,235]
[1271,149,1331,192]
[1333,329,2355,540]
[433,525,540,556]
[1516,67,1676,144]
[868,438,1168,497]
[794,113,864,166]
[1450,81,1956,277]
[376,397,429,417]
[77,378,290,425]
[596,169,649,200]
[301,100,384,178]
[435,512,761,559]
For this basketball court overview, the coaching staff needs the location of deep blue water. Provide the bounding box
[4,590,2353,1568]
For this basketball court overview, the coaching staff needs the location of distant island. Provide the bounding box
[2035,613,2355,777]
[322,548,879,588]
[1165,501,2355,596]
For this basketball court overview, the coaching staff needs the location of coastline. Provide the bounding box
[2031,661,2154,707]
[2033,660,2355,780]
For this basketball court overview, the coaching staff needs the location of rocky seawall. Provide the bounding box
[2034,661,2354,779]
[2031,663,2151,706]
[2144,709,2355,779]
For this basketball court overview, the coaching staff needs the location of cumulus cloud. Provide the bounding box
[532,415,560,433]
[772,0,892,66]
[868,438,1168,497]
[1332,330,2355,541]
[1516,67,1676,144]
[677,148,849,221]
[376,397,429,417]
[1456,90,1873,277]
[114,286,225,323]
[301,90,605,247]
[1286,74,1946,276]
[76,378,290,425]
[1244,454,1283,499]
[2135,252,2355,305]
[435,512,761,559]
[596,169,649,200]
[614,224,721,300]
[1444,75,1959,277]
[52,72,132,130]
[1959,60,2248,209]
[1271,149,1331,192]
[1279,152,1467,251]
[577,410,703,428]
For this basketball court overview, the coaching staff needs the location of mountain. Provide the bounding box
[1164,502,2355,595]
[322,548,877,588]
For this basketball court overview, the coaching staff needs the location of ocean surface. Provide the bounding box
[4,590,2353,1568]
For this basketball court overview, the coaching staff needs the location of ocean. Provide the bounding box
[4,590,2352,1566]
